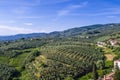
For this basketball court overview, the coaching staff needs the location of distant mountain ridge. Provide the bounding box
[0,33,47,41]
[0,23,120,41]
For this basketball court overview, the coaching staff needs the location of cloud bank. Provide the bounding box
[0,25,43,36]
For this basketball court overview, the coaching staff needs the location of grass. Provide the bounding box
[105,61,113,68]
[95,36,111,42]
[103,47,116,61]
[79,72,93,80]
[19,70,32,80]
[9,53,29,70]
[0,56,9,64]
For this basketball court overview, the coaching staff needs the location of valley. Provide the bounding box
[0,23,120,80]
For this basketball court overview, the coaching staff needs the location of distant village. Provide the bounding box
[97,39,119,47]
[97,39,120,80]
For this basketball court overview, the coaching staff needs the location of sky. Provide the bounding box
[0,0,120,35]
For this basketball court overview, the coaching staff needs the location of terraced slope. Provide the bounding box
[27,42,105,80]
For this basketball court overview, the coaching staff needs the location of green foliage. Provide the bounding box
[1,24,119,80]
[114,65,120,80]
[19,70,32,80]
[25,40,105,80]
[0,39,46,57]
[79,72,93,80]
[113,47,120,59]
[64,75,74,80]
[0,56,9,64]
[95,36,111,42]
[9,53,29,70]
[96,60,105,69]
[93,63,98,80]
[105,61,113,68]
[23,50,40,68]
[0,63,18,80]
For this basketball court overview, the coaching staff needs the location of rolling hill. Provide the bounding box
[1,23,120,41]
[0,23,120,80]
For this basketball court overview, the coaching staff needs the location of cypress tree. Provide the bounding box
[93,62,98,80]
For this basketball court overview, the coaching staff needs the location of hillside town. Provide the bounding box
[97,39,120,80]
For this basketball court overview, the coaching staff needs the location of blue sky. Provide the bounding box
[0,0,120,35]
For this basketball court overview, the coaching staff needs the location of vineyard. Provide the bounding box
[26,41,105,80]
[1,23,120,80]
[0,24,120,80]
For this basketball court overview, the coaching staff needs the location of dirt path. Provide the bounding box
[105,54,116,61]
[103,47,116,61]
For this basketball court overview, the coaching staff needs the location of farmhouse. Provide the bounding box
[109,39,118,46]
[97,42,106,47]
[114,59,120,69]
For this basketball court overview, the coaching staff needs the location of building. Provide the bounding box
[114,59,120,69]
[97,42,106,47]
[102,59,120,80]
[103,73,114,80]
[109,39,118,46]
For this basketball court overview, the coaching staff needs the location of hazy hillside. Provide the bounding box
[0,23,120,80]
[0,33,47,41]
[1,23,120,41]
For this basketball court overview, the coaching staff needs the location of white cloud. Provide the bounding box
[17,16,45,19]
[12,7,29,14]
[0,0,69,6]
[0,20,16,24]
[68,7,120,17]
[106,16,117,18]
[58,1,88,16]
[52,1,88,21]
[0,25,45,36]
[11,0,41,15]
[24,23,33,26]
[8,20,16,23]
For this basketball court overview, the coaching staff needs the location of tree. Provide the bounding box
[93,62,98,80]
[64,75,74,80]
[96,60,105,69]
[114,64,120,80]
